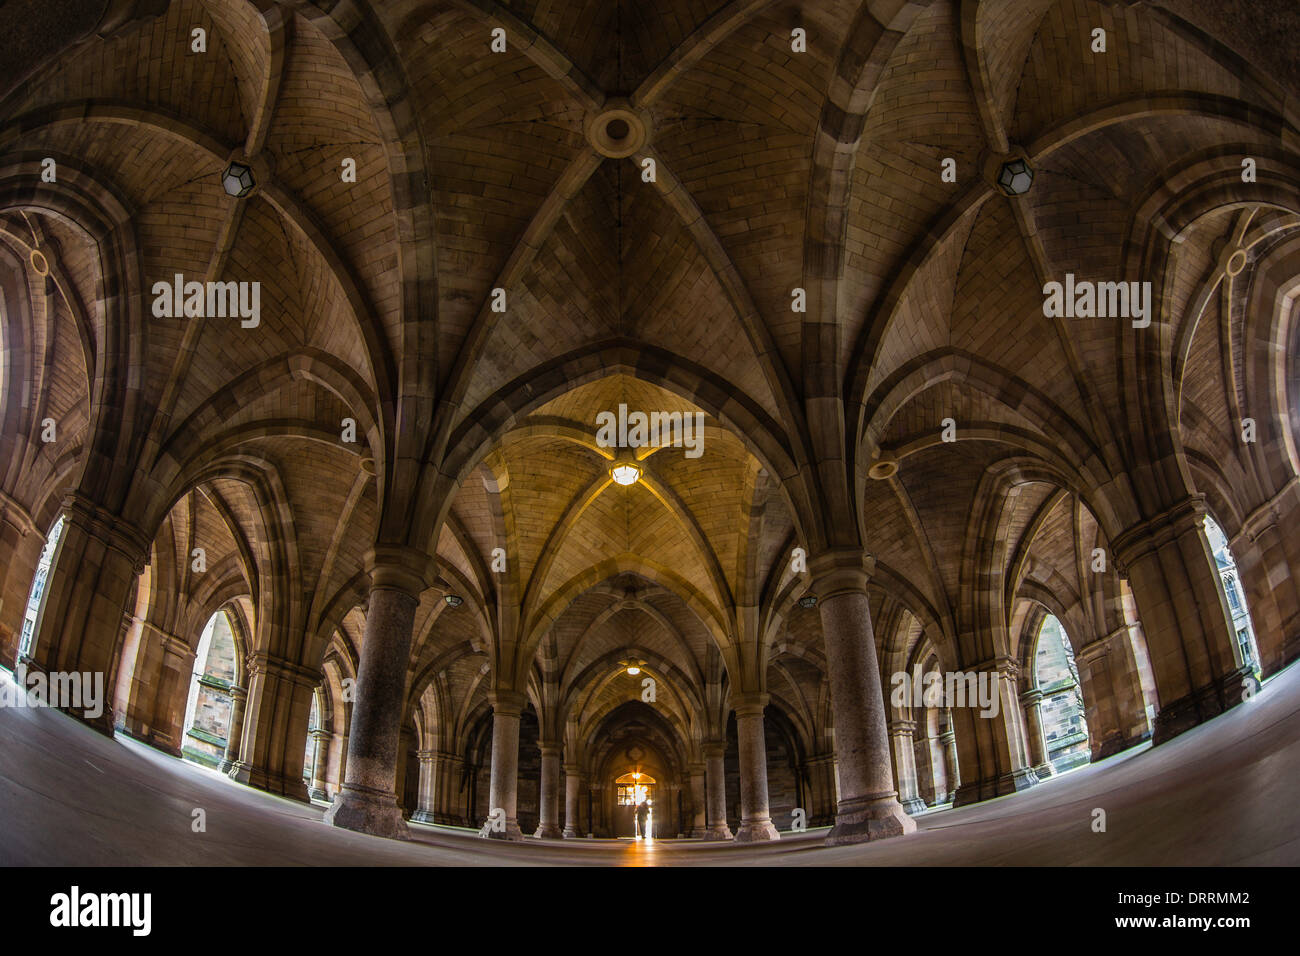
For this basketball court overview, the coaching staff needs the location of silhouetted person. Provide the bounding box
[635,799,650,839]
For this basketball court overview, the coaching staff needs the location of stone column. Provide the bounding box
[587,782,599,837]
[0,504,40,669]
[687,761,707,837]
[1234,491,1300,675]
[28,493,150,735]
[938,728,959,802]
[227,654,318,800]
[324,546,430,840]
[1020,688,1054,778]
[562,763,583,837]
[951,659,1039,806]
[149,635,196,756]
[1112,496,1253,743]
[804,752,837,825]
[912,727,937,805]
[433,751,464,824]
[1076,628,1152,757]
[219,684,247,773]
[410,750,438,823]
[732,694,780,841]
[309,729,333,801]
[535,744,562,838]
[701,740,733,840]
[486,689,525,840]
[888,718,928,814]
[809,551,915,845]
[116,623,178,751]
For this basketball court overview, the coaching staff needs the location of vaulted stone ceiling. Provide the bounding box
[2,0,1298,824]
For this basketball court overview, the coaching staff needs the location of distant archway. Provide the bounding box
[17,514,63,662]
[1204,515,1262,678]
[614,770,656,838]
[180,611,238,768]
[1034,615,1090,774]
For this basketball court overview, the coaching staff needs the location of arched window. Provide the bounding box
[615,770,655,806]
[1203,516,1261,676]
[18,514,64,660]
[1034,615,1090,772]
[180,611,238,767]
[303,693,320,784]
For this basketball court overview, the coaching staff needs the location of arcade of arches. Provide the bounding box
[1,0,1299,859]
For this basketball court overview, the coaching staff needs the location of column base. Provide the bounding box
[1266,629,1300,676]
[699,823,734,841]
[825,794,916,846]
[65,704,117,741]
[534,823,563,839]
[1032,762,1055,779]
[733,819,781,842]
[901,797,928,815]
[118,724,183,757]
[484,820,525,841]
[1152,665,1253,745]
[323,785,411,841]
[409,809,438,824]
[1092,730,1147,760]
[227,762,311,802]
[953,766,1039,807]
[562,826,581,838]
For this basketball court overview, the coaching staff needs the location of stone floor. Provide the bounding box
[3,661,1298,866]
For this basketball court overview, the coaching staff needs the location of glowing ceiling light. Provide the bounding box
[221,160,256,198]
[610,462,642,486]
[626,664,641,675]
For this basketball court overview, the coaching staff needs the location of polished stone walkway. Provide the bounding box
[3,661,1298,866]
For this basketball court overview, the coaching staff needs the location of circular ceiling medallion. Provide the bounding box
[586,102,650,159]
[626,745,645,763]
[29,249,49,277]
[1225,249,1247,277]
[867,456,898,480]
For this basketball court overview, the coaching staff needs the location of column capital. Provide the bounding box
[160,635,196,665]
[888,718,917,736]
[365,545,436,597]
[1077,633,1117,665]
[539,743,562,759]
[806,549,876,599]
[1111,494,1209,573]
[488,689,527,716]
[61,491,151,574]
[247,653,321,689]
[701,739,727,759]
[1238,476,1296,543]
[1019,687,1044,705]
[968,654,1019,679]
[0,489,36,536]
[562,763,582,776]
[731,692,769,718]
